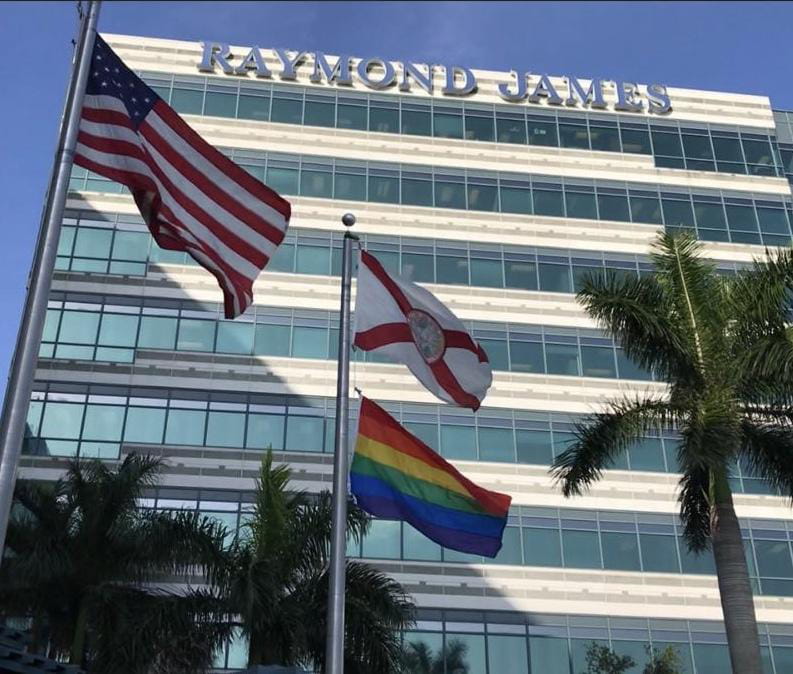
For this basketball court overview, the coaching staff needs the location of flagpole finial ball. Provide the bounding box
[342,213,356,227]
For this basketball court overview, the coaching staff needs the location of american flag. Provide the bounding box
[74,35,291,318]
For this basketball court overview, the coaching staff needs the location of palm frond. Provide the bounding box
[677,465,712,552]
[738,419,793,499]
[551,396,681,496]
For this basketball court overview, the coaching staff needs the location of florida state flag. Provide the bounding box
[353,250,492,410]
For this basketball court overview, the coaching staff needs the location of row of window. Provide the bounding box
[56,213,753,292]
[22,386,772,495]
[69,151,793,248]
[346,509,793,597]
[41,297,655,382]
[141,72,784,179]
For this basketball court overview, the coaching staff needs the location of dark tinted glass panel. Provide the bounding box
[434,112,464,139]
[559,123,590,149]
[682,133,712,159]
[337,103,367,130]
[525,527,563,566]
[500,187,532,214]
[581,345,616,378]
[270,96,303,124]
[630,196,663,224]
[742,139,774,165]
[238,94,270,121]
[528,119,558,146]
[401,253,434,282]
[464,113,495,142]
[369,106,399,133]
[368,176,399,204]
[538,263,571,293]
[590,125,621,152]
[440,424,476,460]
[334,173,367,201]
[509,340,544,373]
[216,321,254,354]
[652,130,683,157]
[204,91,236,118]
[566,191,597,219]
[470,258,503,287]
[304,100,335,127]
[435,181,466,209]
[630,437,666,471]
[640,533,679,572]
[171,88,203,114]
[545,343,580,376]
[467,184,498,211]
[401,108,431,136]
[534,189,564,217]
[693,201,727,230]
[756,207,789,234]
[266,167,299,195]
[402,178,433,206]
[479,338,508,370]
[602,531,641,570]
[496,115,527,144]
[479,427,514,462]
[712,136,743,162]
[755,540,793,577]
[300,169,333,198]
[562,529,601,568]
[505,259,537,290]
[598,193,631,222]
[662,198,696,229]
[621,128,652,154]
[436,255,469,284]
[516,429,553,464]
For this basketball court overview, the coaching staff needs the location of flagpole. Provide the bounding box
[0,0,101,563]
[326,212,358,674]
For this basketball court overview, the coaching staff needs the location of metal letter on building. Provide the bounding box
[356,57,396,90]
[399,62,434,94]
[233,47,272,78]
[275,48,308,81]
[528,74,563,105]
[565,77,607,109]
[614,81,645,112]
[647,83,672,114]
[497,71,528,102]
[197,41,234,74]
[311,53,354,86]
[442,65,477,96]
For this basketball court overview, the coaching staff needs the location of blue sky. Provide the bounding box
[1,0,793,400]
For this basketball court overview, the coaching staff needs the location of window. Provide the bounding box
[216,321,254,355]
[255,324,291,356]
[559,122,590,149]
[597,192,631,222]
[581,345,616,378]
[204,89,236,118]
[682,133,713,159]
[403,522,441,560]
[754,540,793,578]
[40,402,84,439]
[500,185,532,214]
[82,404,124,442]
[401,253,434,283]
[285,415,324,451]
[565,190,597,220]
[368,174,399,204]
[533,188,565,217]
[440,424,477,460]
[509,339,544,373]
[337,101,367,130]
[177,319,215,352]
[505,256,537,291]
[562,529,601,568]
[266,166,299,195]
[652,129,683,157]
[530,637,569,674]
[292,326,328,359]
[362,519,400,558]
[630,195,663,224]
[630,437,666,471]
[74,228,112,258]
[59,311,99,344]
[662,198,696,231]
[165,408,206,446]
[403,421,438,450]
[467,182,498,211]
[369,102,399,133]
[464,112,495,142]
[304,97,335,127]
[445,634,486,674]
[538,263,571,293]
[479,338,509,371]
[478,426,514,462]
[246,413,284,450]
[206,411,246,448]
[436,253,469,285]
[401,105,431,136]
[496,113,527,144]
[470,256,503,287]
[434,109,464,139]
[487,635,528,674]
[516,429,553,465]
[296,243,331,275]
[123,407,166,444]
[270,90,303,124]
[334,171,367,202]
[138,316,177,349]
[171,86,203,114]
[621,127,652,154]
[238,92,270,121]
[524,527,562,566]
[601,531,641,571]
[112,231,150,261]
[639,533,679,573]
[545,342,580,376]
[435,178,466,210]
[98,314,138,348]
[402,177,433,206]
[590,124,621,152]
[528,118,558,146]
[300,166,333,198]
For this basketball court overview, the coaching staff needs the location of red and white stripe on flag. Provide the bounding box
[73,36,291,319]
[354,250,492,410]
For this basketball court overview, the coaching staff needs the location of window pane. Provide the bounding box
[59,311,99,344]
[206,411,246,448]
[524,527,562,566]
[165,409,206,445]
[602,531,641,571]
[98,314,138,348]
[630,437,666,471]
[266,167,299,195]
[488,635,528,674]
[693,201,727,230]
[479,338,508,371]
[682,134,713,159]
[254,324,291,356]
[446,634,486,674]
[138,316,177,349]
[434,112,463,139]
[401,109,432,136]
[435,181,466,209]
[630,196,663,224]
[528,119,558,146]
[285,415,324,451]
[478,427,514,462]
[566,191,597,219]
[754,540,793,578]
[662,198,696,229]
[440,424,477,460]
[238,94,270,121]
[112,231,150,261]
[652,130,683,157]
[171,88,203,114]
[621,128,652,154]
[598,193,631,222]
[559,122,590,149]
[505,258,537,290]
[581,345,616,378]
[362,519,400,558]
[296,245,331,275]
[368,175,399,204]
[402,178,433,206]
[470,257,503,287]
[123,407,165,444]
[500,186,532,214]
[304,100,335,127]
[177,319,215,352]
[496,115,527,144]
[369,106,399,133]
[640,533,679,573]
[534,189,565,217]
[292,326,327,359]
[678,540,716,574]
[270,96,302,124]
[545,343,580,376]
[510,339,544,373]
[742,139,774,165]
[530,636,569,674]
[204,91,236,118]
[401,253,434,283]
[246,413,284,450]
[334,172,366,202]
[74,228,113,258]
[756,207,789,234]
[467,183,498,212]
[337,103,367,130]
[300,169,333,198]
[538,263,571,293]
[216,321,254,355]
[464,113,495,142]
[403,522,441,560]
[590,125,621,152]
[692,644,731,674]
[712,136,743,162]
[436,255,469,285]
[40,402,84,439]
[516,429,553,465]
[562,529,601,568]
[82,404,124,441]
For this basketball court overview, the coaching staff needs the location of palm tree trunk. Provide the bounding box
[68,597,90,667]
[711,480,762,673]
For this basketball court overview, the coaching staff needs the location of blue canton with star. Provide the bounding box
[86,35,160,130]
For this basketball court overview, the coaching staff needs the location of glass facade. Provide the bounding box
[69,152,793,248]
[143,72,784,179]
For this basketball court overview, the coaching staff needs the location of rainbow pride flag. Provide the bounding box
[350,397,512,558]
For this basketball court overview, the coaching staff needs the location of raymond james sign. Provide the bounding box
[198,43,672,114]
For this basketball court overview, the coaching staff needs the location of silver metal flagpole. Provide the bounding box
[325,212,358,674]
[0,0,101,562]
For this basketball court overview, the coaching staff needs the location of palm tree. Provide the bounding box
[0,454,232,673]
[224,452,414,673]
[551,232,793,674]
